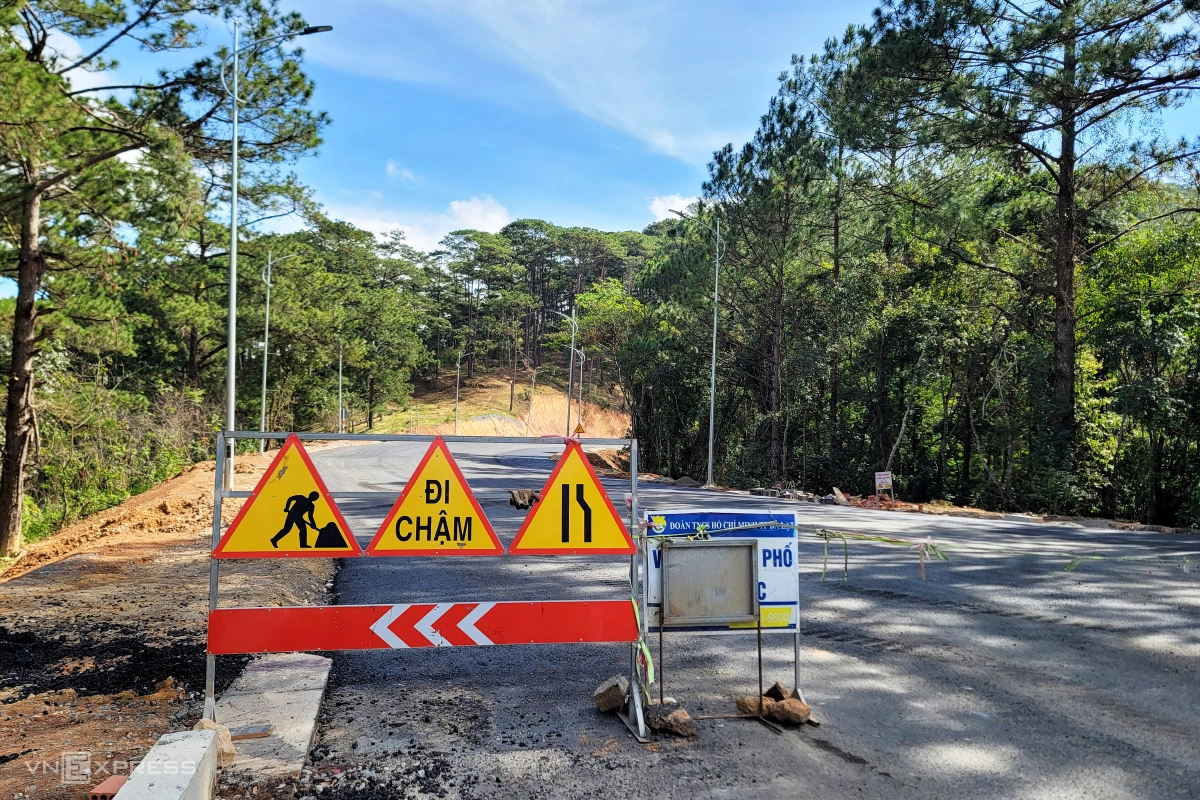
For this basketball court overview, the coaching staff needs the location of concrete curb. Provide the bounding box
[120,729,217,800]
[216,652,332,777]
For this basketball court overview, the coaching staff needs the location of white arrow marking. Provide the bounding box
[416,603,454,647]
[369,604,410,649]
[459,602,495,646]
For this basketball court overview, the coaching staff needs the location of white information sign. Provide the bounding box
[642,509,799,634]
[875,471,893,491]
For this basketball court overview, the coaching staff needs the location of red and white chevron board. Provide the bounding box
[207,600,638,654]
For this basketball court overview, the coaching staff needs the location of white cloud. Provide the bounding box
[323,195,510,252]
[649,194,698,222]
[300,0,759,163]
[39,30,116,93]
[385,160,420,183]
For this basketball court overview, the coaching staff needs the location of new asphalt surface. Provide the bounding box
[298,440,1200,800]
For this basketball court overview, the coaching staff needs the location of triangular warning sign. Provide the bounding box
[508,440,635,555]
[213,434,360,559]
[366,437,502,556]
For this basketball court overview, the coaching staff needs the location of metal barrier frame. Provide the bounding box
[203,431,648,740]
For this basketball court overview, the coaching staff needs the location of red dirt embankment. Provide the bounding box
[0,448,337,799]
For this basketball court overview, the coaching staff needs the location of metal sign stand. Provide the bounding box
[203,431,645,741]
[616,439,649,742]
[644,519,807,737]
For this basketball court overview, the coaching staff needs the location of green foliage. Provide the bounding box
[26,369,209,542]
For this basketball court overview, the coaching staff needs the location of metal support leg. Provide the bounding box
[793,560,806,703]
[618,439,649,742]
[203,433,227,722]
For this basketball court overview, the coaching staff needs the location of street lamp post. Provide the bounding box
[547,309,578,438]
[672,208,724,487]
[455,351,473,434]
[259,251,301,452]
[219,21,331,487]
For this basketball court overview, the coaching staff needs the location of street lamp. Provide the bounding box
[455,351,473,435]
[258,251,301,452]
[569,346,586,435]
[219,21,331,487]
[547,309,578,438]
[672,208,725,487]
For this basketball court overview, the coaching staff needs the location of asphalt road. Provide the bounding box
[303,440,1200,800]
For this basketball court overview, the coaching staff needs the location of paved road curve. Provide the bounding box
[296,440,1200,800]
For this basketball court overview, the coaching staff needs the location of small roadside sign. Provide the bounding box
[213,434,359,558]
[574,422,586,435]
[643,510,798,633]
[508,441,635,555]
[366,437,502,556]
[875,471,893,491]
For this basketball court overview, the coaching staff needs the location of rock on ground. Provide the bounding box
[592,675,628,712]
[768,698,812,725]
[764,680,792,701]
[644,704,697,737]
[735,694,811,725]
[736,695,775,716]
[508,489,541,509]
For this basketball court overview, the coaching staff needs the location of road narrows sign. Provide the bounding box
[365,436,502,556]
[507,440,635,555]
[207,600,639,653]
[213,434,360,558]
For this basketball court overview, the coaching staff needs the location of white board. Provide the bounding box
[642,509,799,634]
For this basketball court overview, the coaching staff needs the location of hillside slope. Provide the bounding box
[375,370,629,438]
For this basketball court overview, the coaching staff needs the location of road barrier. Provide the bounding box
[203,431,654,740]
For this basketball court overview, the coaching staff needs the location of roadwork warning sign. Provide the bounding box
[213,434,360,558]
[366,436,502,556]
[508,440,635,555]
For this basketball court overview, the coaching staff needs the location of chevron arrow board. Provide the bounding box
[207,600,638,654]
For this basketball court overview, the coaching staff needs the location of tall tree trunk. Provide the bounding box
[828,171,842,483]
[187,328,201,386]
[367,376,375,429]
[509,341,517,412]
[1052,21,1078,459]
[768,280,784,482]
[0,189,44,557]
[875,332,887,464]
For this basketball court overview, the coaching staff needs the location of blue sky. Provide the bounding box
[280,0,887,249]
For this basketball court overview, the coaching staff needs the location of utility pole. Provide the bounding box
[337,342,344,434]
[259,252,271,452]
[224,20,239,488]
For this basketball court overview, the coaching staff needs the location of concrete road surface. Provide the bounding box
[289,440,1200,799]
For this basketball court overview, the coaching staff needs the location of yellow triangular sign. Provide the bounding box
[366,437,502,556]
[574,422,586,435]
[213,434,360,558]
[508,441,635,555]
